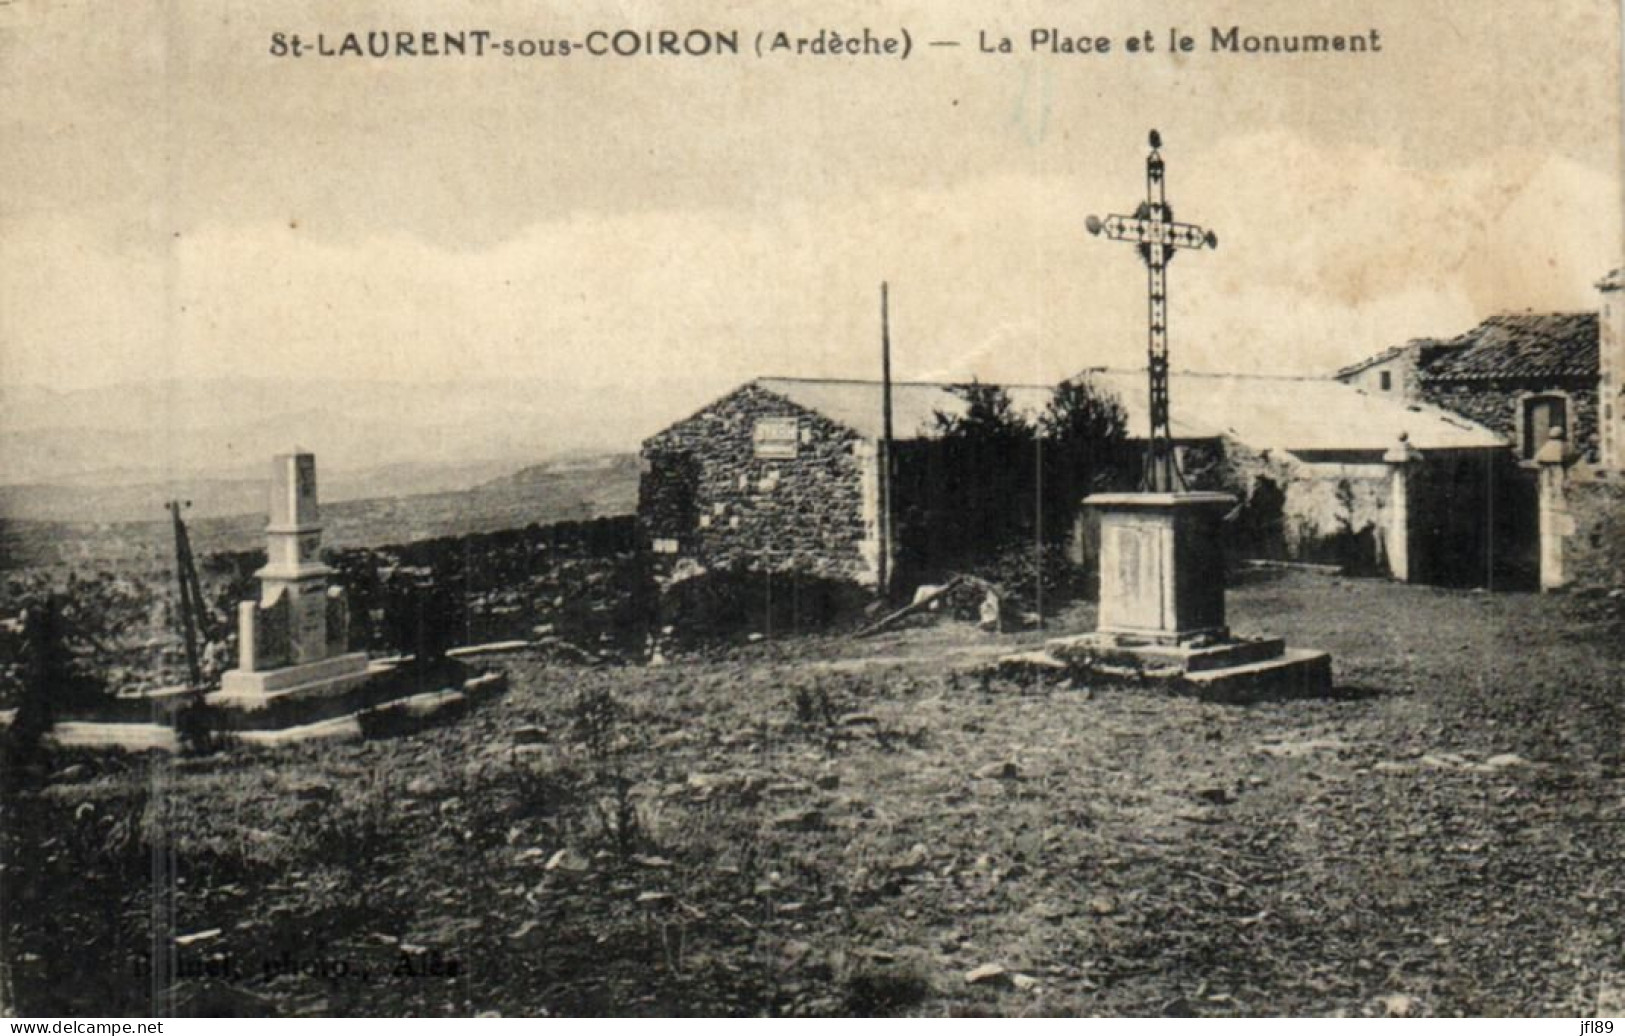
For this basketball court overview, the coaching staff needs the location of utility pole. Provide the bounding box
[879,282,896,597]
[167,499,206,690]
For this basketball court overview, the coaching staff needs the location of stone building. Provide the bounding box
[639,378,1059,589]
[1336,278,1625,592]
[1337,312,1601,463]
[638,372,1516,591]
[1077,369,1518,586]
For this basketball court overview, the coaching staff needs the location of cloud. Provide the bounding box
[1,127,1617,443]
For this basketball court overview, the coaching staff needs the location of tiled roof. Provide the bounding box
[1334,343,1407,380]
[754,370,1502,453]
[1420,312,1597,383]
[1332,338,1443,379]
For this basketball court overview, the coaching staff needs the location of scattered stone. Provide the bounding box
[977,591,1003,632]
[1194,786,1235,805]
[545,848,590,873]
[636,891,673,906]
[838,712,881,728]
[814,773,841,790]
[1420,752,1470,770]
[912,584,947,607]
[511,726,548,745]
[973,761,1021,780]
[1597,977,1625,1015]
[965,963,1008,986]
[509,920,540,940]
[1378,993,1419,1018]
[1087,896,1117,916]
[1485,753,1530,769]
[51,764,90,782]
[1011,973,1041,992]
[175,929,221,947]
[770,807,824,831]
[889,843,931,876]
[632,854,673,869]
[287,778,336,802]
[405,776,439,797]
[1253,738,1350,758]
[995,650,1068,671]
[863,948,897,964]
[1373,761,1416,775]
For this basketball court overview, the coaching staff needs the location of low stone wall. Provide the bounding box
[1565,470,1625,589]
[1218,439,1390,571]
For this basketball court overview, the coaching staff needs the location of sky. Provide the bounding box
[1,0,1621,448]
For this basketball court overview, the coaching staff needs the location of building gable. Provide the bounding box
[639,381,879,583]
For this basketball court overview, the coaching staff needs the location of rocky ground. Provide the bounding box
[6,571,1625,1017]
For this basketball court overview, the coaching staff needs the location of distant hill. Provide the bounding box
[0,452,642,572]
[477,452,643,489]
[0,459,526,525]
[0,376,669,489]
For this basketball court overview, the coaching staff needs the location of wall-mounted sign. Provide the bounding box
[753,417,799,459]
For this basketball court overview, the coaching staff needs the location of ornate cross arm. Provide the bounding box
[1086,214,1217,252]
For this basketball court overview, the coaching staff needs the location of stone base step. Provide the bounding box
[1035,632,1334,702]
[210,653,378,710]
[1180,648,1334,702]
[45,721,179,753]
[230,688,468,747]
[1050,633,1288,673]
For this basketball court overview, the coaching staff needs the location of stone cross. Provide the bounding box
[1087,129,1219,492]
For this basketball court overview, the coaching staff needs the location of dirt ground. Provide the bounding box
[8,570,1625,1017]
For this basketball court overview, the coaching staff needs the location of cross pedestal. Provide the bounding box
[1054,489,1331,700]
[1089,492,1233,643]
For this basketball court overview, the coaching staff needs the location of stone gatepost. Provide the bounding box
[1382,432,1423,582]
[1536,427,1577,592]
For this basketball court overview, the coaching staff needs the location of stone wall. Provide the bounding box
[1564,469,1625,590]
[639,383,877,584]
[1217,439,1391,570]
[1423,378,1599,462]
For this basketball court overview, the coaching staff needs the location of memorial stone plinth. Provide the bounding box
[211,452,372,708]
[1050,490,1333,701]
[1090,491,1233,643]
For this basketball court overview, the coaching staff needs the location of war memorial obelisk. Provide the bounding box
[1060,131,1331,698]
[211,451,372,707]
